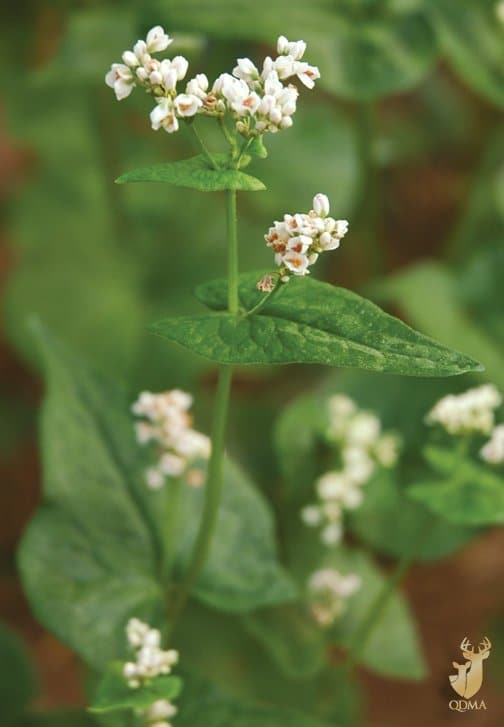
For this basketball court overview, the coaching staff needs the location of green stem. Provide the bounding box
[235,136,254,168]
[227,189,239,314]
[219,116,237,153]
[162,477,183,580]
[189,122,219,169]
[343,512,433,673]
[166,190,238,632]
[244,278,282,317]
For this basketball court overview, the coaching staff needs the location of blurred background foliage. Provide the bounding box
[0,0,503,725]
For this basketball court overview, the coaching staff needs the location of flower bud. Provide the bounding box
[313,193,330,218]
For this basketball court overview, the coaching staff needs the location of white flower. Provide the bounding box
[277,36,306,61]
[313,193,330,218]
[146,467,164,490]
[146,25,172,53]
[133,39,149,64]
[307,568,361,626]
[105,63,135,100]
[159,453,186,476]
[293,61,320,89]
[480,424,504,464]
[186,73,209,99]
[342,447,375,485]
[375,433,401,467]
[233,57,260,83]
[283,251,310,275]
[175,93,203,117]
[426,384,502,435]
[122,50,139,68]
[265,196,347,278]
[316,472,351,500]
[320,522,342,545]
[301,505,323,526]
[150,99,179,133]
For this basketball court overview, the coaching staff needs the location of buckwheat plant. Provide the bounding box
[19,25,485,725]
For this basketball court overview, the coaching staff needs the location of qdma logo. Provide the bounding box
[448,637,491,713]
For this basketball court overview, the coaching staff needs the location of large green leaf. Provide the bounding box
[151,272,482,375]
[372,261,504,389]
[157,0,437,100]
[18,328,295,669]
[90,663,182,714]
[242,604,326,679]
[409,446,504,526]
[286,540,426,680]
[116,153,266,192]
[428,0,504,108]
[0,623,37,726]
[175,673,334,727]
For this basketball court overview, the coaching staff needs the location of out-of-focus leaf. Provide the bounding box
[157,0,437,100]
[372,261,502,387]
[116,153,266,192]
[287,541,426,680]
[175,672,334,727]
[242,604,326,679]
[18,328,295,669]
[90,663,182,714]
[0,623,37,725]
[428,0,504,108]
[409,453,504,526]
[154,272,485,375]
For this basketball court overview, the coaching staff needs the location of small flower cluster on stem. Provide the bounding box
[106,27,319,137]
[307,568,361,627]
[264,194,348,281]
[132,390,211,490]
[123,618,179,688]
[426,384,502,436]
[301,395,400,546]
[140,699,178,727]
[480,424,504,465]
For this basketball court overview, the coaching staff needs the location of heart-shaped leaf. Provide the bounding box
[18,327,295,670]
[90,663,182,714]
[150,273,482,376]
[116,153,266,192]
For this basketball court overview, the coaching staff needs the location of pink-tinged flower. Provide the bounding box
[283,251,310,275]
[105,63,135,100]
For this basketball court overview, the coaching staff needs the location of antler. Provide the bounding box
[478,637,492,653]
[460,637,474,653]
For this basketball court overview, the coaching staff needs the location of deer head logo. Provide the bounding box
[449,637,492,699]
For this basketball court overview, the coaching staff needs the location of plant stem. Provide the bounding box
[166,189,238,632]
[343,512,433,673]
[189,123,219,169]
[227,189,239,314]
[162,477,183,580]
[244,279,282,317]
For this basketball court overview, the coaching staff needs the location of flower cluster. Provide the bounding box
[263,194,348,282]
[132,389,211,490]
[426,384,502,436]
[106,28,319,137]
[139,699,178,727]
[123,618,179,689]
[301,395,401,546]
[480,424,504,465]
[307,568,361,627]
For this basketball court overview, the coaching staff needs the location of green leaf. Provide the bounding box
[116,153,266,192]
[372,261,503,388]
[90,663,182,714]
[287,543,426,680]
[348,468,479,561]
[175,673,334,727]
[247,136,268,158]
[151,273,482,375]
[428,0,504,109]
[0,623,38,725]
[18,327,295,669]
[242,604,326,679]
[408,454,504,526]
